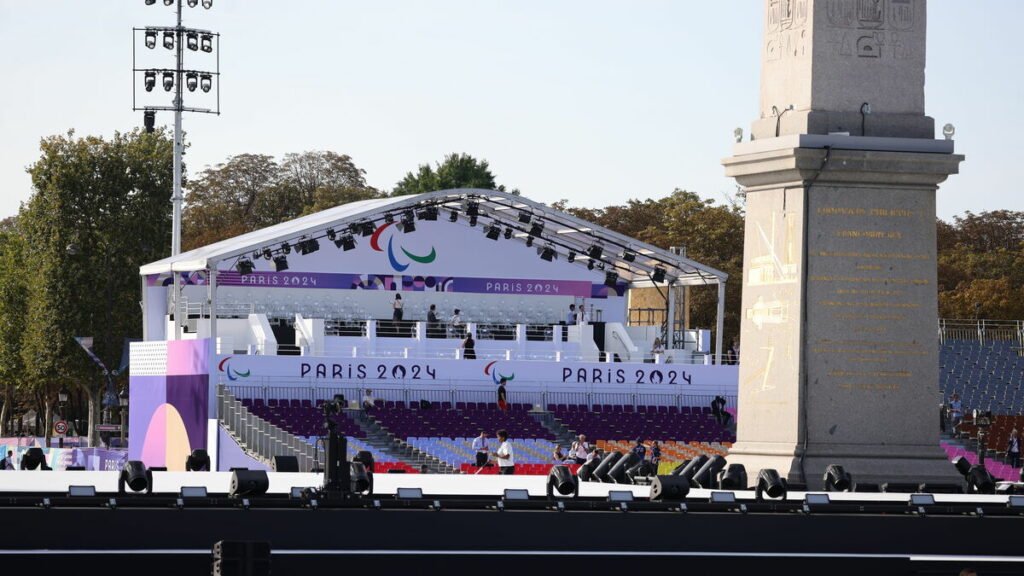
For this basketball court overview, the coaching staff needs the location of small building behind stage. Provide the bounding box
[129,189,738,470]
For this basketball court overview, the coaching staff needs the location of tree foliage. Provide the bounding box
[16,129,174,439]
[391,153,514,196]
[936,210,1024,319]
[183,151,381,251]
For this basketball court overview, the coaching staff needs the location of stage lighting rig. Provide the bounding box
[134,0,221,262]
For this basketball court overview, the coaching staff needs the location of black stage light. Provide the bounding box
[350,461,371,494]
[504,227,513,240]
[567,251,576,263]
[449,210,458,223]
[525,236,533,247]
[201,33,213,53]
[577,458,600,482]
[336,234,356,251]
[162,30,174,50]
[400,221,415,233]
[145,30,157,49]
[162,71,174,91]
[235,259,254,276]
[823,464,852,492]
[529,221,545,237]
[326,228,337,241]
[691,455,726,489]
[187,0,198,7]
[952,455,972,478]
[229,469,270,497]
[466,201,479,217]
[547,465,579,498]
[271,256,288,272]
[621,250,636,262]
[185,449,210,471]
[20,447,51,470]
[186,72,198,92]
[469,215,478,227]
[650,475,690,501]
[261,247,273,260]
[417,206,438,221]
[144,71,156,92]
[186,31,198,51]
[670,459,691,475]
[518,212,532,224]
[755,468,787,500]
[279,242,291,254]
[145,0,156,5]
[718,463,748,490]
[540,246,556,262]
[200,73,212,93]
[485,226,500,240]
[360,222,375,236]
[202,0,213,7]
[118,460,153,494]
[604,271,618,287]
[384,213,394,223]
[143,110,156,133]
[652,267,666,283]
[588,245,603,260]
[592,451,622,483]
[607,452,639,484]
[587,259,595,270]
[402,209,415,224]
[677,454,708,483]
[966,465,996,494]
[298,238,320,255]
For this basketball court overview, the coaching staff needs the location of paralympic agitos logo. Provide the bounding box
[484,361,515,385]
[218,357,251,381]
[370,222,437,272]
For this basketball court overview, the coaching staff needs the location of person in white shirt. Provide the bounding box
[471,430,490,468]
[489,429,515,475]
[392,293,404,321]
[448,308,463,337]
[361,389,375,411]
[570,434,590,464]
[577,303,588,324]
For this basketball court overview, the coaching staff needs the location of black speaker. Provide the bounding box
[650,475,690,501]
[229,470,269,497]
[272,455,299,473]
[212,540,271,576]
[691,455,726,489]
[592,451,622,483]
[607,452,639,484]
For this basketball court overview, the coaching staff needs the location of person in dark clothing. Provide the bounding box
[497,377,509,411]
[1008,429,1022,469]
[711,395,731,427]
[631,439,647,461]
[427,304,440,338]
[462,332,476,360]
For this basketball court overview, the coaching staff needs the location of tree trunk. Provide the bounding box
[43,399,52,447]
[85,387,100,448]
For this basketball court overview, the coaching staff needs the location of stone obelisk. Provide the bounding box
[722,0,964,488]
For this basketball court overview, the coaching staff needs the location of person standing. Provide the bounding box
[427,304,440,338]
[3,450,13,470]
[449,308,463,337]
[1007,429,1022,469]
[577,303,589,324]
[489,429,515,475]
[497,377,509,411]
[361,389,375,412]
[472,430,490,468]
[649,440,661,468]
[649,337,664,363]
[392,294,404,321]
[462,331,477,360]
[631,439,647,462]
[570,434,590,464]
[565,304,576,324]
[949,393,963,434]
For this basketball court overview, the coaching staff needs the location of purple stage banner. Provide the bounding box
[148,272,615,298]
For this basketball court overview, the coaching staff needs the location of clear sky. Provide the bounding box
[1,1,1020,222]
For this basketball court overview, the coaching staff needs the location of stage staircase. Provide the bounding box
[532,410,579,450]
[349,410,459,474]
[217,386,318,471]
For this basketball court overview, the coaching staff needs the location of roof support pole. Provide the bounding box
[173,270,182,341]
[209,267,218,353]
[666,283,676,349]
[715,281,726,365]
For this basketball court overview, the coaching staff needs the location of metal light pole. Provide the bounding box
[57,385,70,449]
[133,0,220,257]
[119,387,130,448]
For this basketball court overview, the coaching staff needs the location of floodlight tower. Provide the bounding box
[133,0,220,256]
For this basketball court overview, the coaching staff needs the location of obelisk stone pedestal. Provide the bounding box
[723,0,964,488]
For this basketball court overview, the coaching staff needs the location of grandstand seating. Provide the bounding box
[549,403,734,443]
[939,339,1024,414]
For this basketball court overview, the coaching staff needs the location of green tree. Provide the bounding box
[0,221,28,434]
[391,153,514,196]
[183,151,380,251]
[936,210,1024,319]
[20,129,174,445]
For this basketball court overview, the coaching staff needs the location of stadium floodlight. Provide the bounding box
[200,73,212,93]
[185,72,198,92]
[145,30,157,49]
[162,71,174,91]
[201,33,213,53]
[144,71,156,92]
[163,30,174,50]
[235,259,254,276]
[186,31,198,51]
